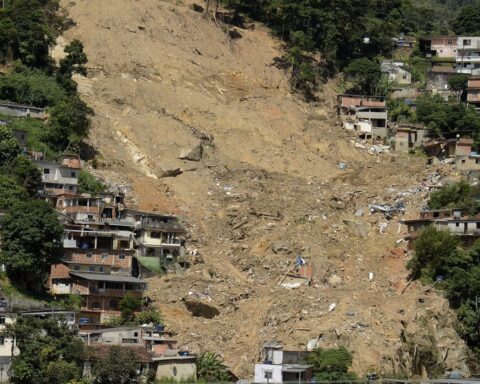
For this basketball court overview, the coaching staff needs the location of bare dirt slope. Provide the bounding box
[59,0,473,378]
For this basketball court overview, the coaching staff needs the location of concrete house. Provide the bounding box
[81,326,197,382]
[33,154,81,197]
[0,101,46,119]
[49,220,146,324]
[467,77,480,110]
[456,36,480,75]
[118,210,187,275]
[430,36,458,58]
[337,95,388,139]
[254,343,313,384]
[381,61,412,85]
[394,124,429,152]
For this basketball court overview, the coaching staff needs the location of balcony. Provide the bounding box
[456,56,480,63]
[43,174,78,185]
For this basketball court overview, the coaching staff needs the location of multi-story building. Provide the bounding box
[50,221,146,325]
[430,36,458,59]
[467,76,480,110]
[456,36,480,75]
[118,210,187,274]
[33,154,81,197]
[56,192,125,222]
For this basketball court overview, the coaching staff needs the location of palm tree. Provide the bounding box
[196,352,230,382]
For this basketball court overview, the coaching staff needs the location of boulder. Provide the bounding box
[343,219,370,238]
[184,299,220,319]
[179,143,203,161]
[271,240,291,254]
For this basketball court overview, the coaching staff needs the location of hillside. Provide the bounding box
[58,0,473,378]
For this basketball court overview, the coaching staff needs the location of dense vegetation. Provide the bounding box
[306,347,356,381]
[9,317,86,384]
[219,0,477,97]
[410,226,480,352]
[409,182,480,353]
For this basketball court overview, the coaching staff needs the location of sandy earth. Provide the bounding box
[57,0,475,378]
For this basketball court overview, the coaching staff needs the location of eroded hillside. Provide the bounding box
[58,0,474,377]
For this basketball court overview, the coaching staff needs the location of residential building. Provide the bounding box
[393,35,415,49]
[33,154,81,197]
[456,37,480,75]
[80,326,197,382]
[118,210,187,275]
[83,344,152,379]
[0,101,46,119]
[381,61,412,85]
[56,192,125,222]
[254,343,313,384]
[50,221,145,324]
[402,208,480,246]
[429,36,458,58]
[394,124,429,152]
[337,95,388,139]
[427,67,456,99]
[467,77,480,110]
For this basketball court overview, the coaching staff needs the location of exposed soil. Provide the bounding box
[58,0,473,378]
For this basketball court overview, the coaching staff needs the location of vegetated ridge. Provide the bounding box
[57,0,476,378]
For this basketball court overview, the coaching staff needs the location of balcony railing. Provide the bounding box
[43,174,78,184]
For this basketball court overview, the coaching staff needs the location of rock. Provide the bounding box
[179,143,203,161]
[306,338,319,351]
[354,142,366,149]
[184,299,220,319]
[343,219,370,238]
[271,240,291,254]
[161,168,183,178]
[328,274,342,287]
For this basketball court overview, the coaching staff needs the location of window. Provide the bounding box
[264,370,273,380]
[89,266,95,272]
[0,317,6,325]
[476,222,480,229]
[150,232,161,239]
[86,253,92,258]
[464,39,472,46]
[92,302,100,310]
[0,337,4,346]
[402,75,407,80]
[74,265,81,271]
[433,212,439,218]
[462,159,466,164]
[102,253,108,259]
[99,266,105,273]
[71,172,76,177]
[43,168,50,174]
[109,299,117,309]
[87,215,94,221]
[119,253,125,260]
[134,332,138,337]
[448,40,452,45]
[456,222,460,227]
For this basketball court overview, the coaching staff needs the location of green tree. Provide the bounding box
[57,39,88,93]
[0,125,21,167]
[407,226,460,281]
[45,95,93,152]
[0,175,27,208]
[0,200,63,288]
[343,58,382,96]
[119,293,142,322]
[306,347,356,381]
[91,345,141,384]
[448,74,469,100]
[136,308,163,325]
[77,170,105,194]
[196,352,230,382]
[428,181,479,212]
[0,66,67,107]
[10,155,42,196]
[10,317,85,384]
[452,4,480,35]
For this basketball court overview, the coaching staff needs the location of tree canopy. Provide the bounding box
[306,347,356,381]
[91,345,143,384]
[9,317,85,384]
[452,3,480,35]
[0,200,63,287]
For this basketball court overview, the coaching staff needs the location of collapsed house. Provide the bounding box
[337,95,388,139]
